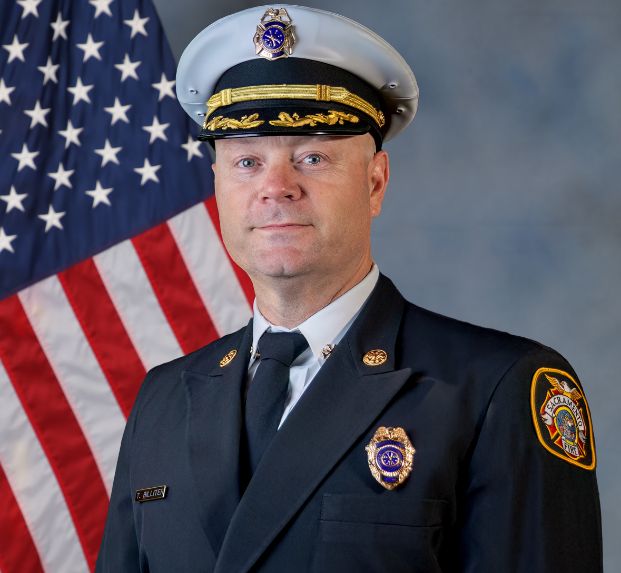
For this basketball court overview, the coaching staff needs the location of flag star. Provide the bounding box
[2,34,29,63]
[48,162,74,190]
[0,186,27,213]
[85,181,113,207]
[134,159,161,185]
[0,79,15,105]
[94,139,122,166]
[143,116,169,143]
[38,205,65,232]
[17,0,42,18]
[51,12,70,41]
[152,73,175,101]
[114,53,141,81]
[124,9,149,38]
[0,227,17,254]
[181,135,204,161]
[37,56,60,84]
[104,97,131,124]
[77,33,104,62]
[89,0,114,18]
[58,120,83,148]
[24,100,51,128]
[67,77,94,105]
[11,143,39,171]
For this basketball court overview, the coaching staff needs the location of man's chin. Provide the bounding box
[247,256,312,281]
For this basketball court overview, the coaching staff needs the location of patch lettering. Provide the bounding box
[531,367,595,470]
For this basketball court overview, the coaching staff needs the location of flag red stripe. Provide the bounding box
[0,463,44,573]
[0,296,109,571]
[204,197,254,306]
[59,260,146,418]
[132,222,220,353]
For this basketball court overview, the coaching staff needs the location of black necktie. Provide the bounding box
[244,331,309,474]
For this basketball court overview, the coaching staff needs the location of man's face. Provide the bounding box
[212,134,389,286]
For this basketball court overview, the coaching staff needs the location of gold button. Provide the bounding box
[362,349,388,366]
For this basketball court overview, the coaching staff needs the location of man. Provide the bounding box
[97,5,602,572]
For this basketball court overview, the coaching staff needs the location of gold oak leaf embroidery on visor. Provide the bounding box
[203,113,264,131]
[269,110,359,127]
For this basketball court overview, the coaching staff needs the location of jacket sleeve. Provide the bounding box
[458,348,602,572]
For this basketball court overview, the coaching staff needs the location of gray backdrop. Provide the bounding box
[154,0,620,568]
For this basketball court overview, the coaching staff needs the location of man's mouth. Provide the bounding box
[254,223,310,230]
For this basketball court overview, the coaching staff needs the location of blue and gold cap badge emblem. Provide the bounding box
[531,367,595,470]
[366,426,415,490]
[253,8,295,61]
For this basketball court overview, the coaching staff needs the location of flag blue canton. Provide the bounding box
[0,0,214,299]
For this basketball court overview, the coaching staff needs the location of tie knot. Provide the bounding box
[257,331,308,367]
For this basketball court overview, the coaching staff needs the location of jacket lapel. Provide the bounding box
[183,322,252,557]
[215,276,413,573]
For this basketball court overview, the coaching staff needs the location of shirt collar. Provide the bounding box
[251,264,379,360]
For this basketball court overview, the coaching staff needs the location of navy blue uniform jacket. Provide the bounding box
[96,275,602,572]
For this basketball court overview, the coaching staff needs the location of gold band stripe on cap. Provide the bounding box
[205,84,385,128]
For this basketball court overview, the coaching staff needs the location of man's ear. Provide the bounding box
[369,150,390,218]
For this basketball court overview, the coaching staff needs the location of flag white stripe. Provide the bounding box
[0,360,89,573]
[168,204,252,335]
[18,276,126,494]
[94,240,183,369]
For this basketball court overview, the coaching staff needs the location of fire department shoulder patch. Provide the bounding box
[531,367,596,470]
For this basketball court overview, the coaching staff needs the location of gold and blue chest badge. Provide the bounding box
[366,426,415,490]
[531,367,595,470]
[253,8,295,61]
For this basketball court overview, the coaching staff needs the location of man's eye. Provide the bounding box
[302,154,322,165]
[238,158,256,168]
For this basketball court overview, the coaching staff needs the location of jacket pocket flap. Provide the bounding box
[321,494,446,527]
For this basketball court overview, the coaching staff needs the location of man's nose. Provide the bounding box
[258,161,302,201]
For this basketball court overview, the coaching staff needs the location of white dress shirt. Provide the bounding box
[249,265,380,427]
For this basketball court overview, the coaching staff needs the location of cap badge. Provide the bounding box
[366,426,415,490]
[219,349,238,367]
[254,7,295,60]
[362,349,388,366]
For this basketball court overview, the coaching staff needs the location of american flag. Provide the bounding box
[0,0,253,570]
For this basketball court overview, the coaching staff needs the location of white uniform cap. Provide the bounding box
[176,4,419,143]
